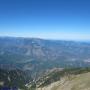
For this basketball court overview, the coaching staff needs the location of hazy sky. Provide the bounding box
[0,0,90,40]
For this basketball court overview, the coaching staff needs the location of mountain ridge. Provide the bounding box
[0,36,90,71]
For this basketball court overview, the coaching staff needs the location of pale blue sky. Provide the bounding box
[0,0,90,41]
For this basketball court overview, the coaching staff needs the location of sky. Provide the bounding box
[0,0,90,41]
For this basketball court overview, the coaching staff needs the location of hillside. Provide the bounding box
[36,69,90,90]
[0,67,90,90]
[25,68,90,90]
[0,69,32,90]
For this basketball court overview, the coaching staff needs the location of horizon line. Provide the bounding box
[0,35,90,42]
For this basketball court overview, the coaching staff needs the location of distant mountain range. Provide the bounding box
[0,37,90,70]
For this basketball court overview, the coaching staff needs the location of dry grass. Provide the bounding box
[36,72,90,90]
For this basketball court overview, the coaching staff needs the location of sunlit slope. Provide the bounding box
[37,72,90,90]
